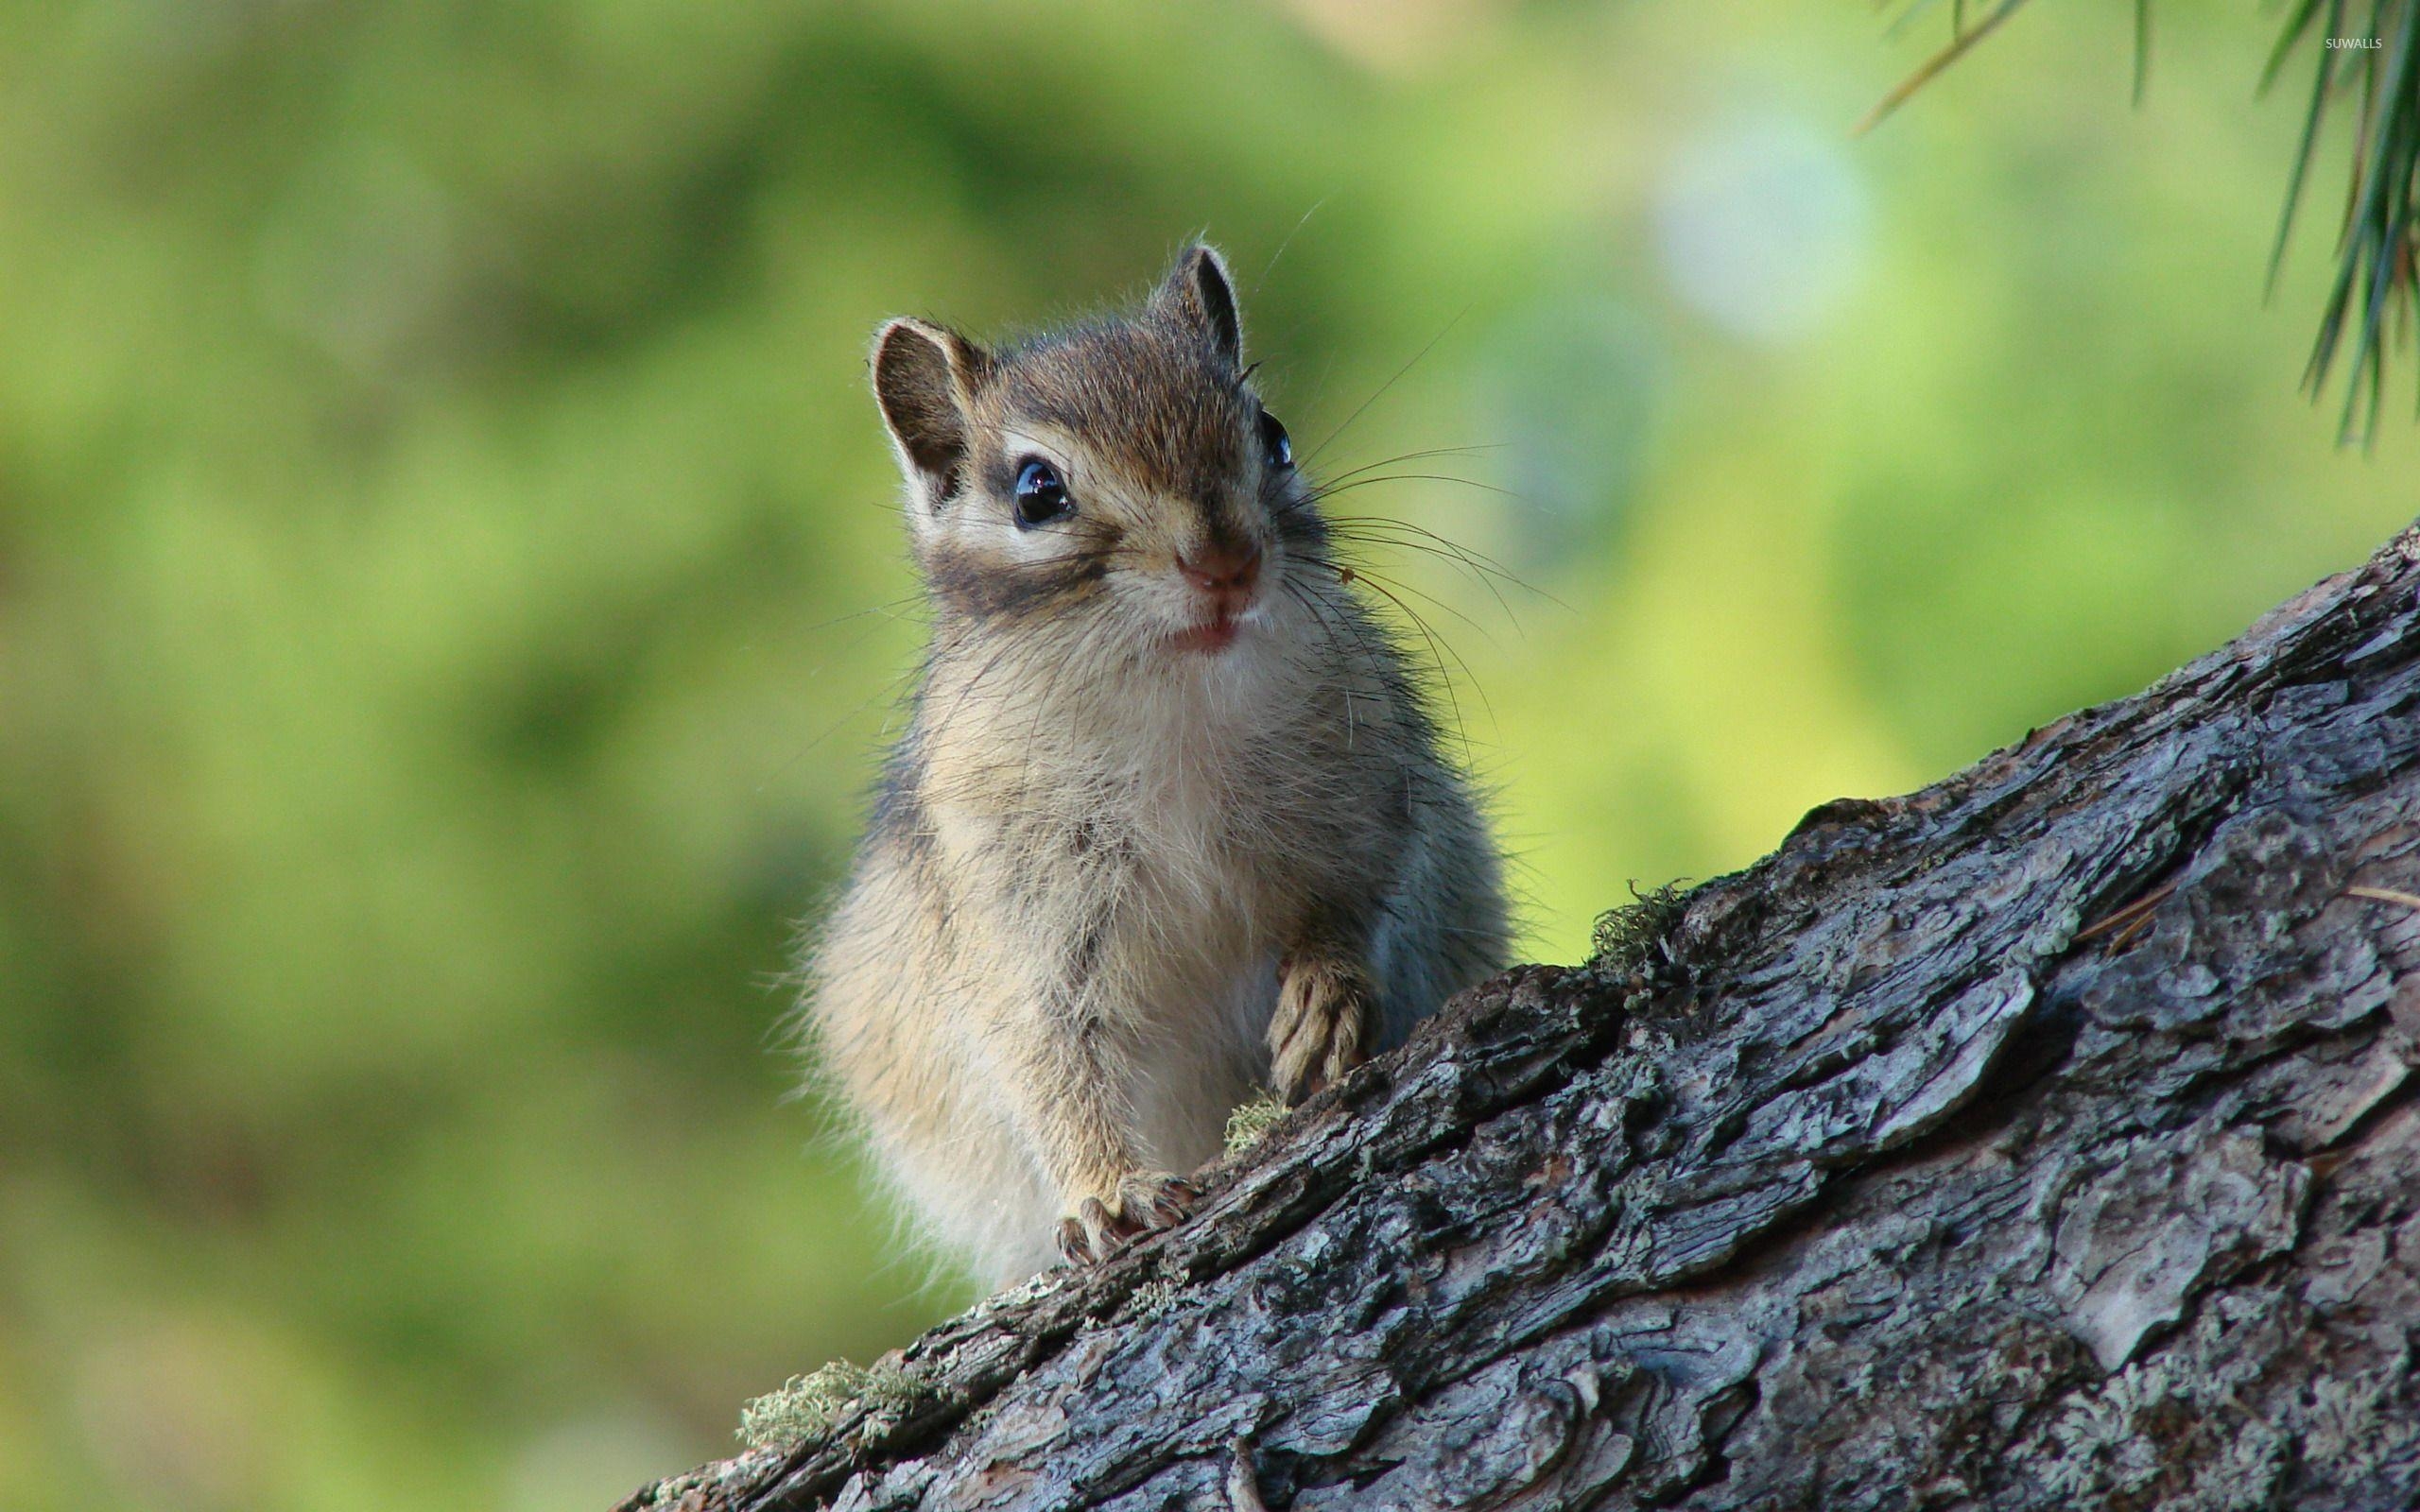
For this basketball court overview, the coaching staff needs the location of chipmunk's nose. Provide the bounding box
[1177,541,1262,610]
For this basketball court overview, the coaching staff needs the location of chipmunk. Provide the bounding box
[802,245,1509,1285]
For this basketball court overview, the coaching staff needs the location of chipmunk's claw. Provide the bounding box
[1125,1171,1201,1228]
[1056,1200,1114,1265]
[1055,1173,1201,1266]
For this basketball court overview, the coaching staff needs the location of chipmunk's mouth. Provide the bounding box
[1164,545,1263,655]
[1167,615,1245,655]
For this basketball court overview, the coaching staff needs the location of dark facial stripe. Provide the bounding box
[923,539,1108,623]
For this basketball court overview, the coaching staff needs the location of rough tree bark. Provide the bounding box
[627,523,2420,1512]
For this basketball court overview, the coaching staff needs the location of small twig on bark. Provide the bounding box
[2077,880,2179,954]
[2345,884,2420,912]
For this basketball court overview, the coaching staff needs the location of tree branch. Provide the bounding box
[626,520,2420,1511]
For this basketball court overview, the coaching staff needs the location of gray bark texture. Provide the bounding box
[627,523,2420,1512]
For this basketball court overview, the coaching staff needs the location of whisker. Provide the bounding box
[1299,553,1502,652]
[1322,520,1528,588]
[1325,515,1523,575]
[1313,443,1511,491]
[1317,520,1560,626]
[1323,529,1529,612]
[761,655,928,790]
[1305,308,1470,470]
[1259,197,1329,286]
[1327,561,1490,753]
[1304,473,1564,623]
[1279,579,1346,746]
[1309,472,1530,507]
[757,590,944,788]
[795,593,932,638]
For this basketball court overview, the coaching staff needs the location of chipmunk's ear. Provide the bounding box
[871,317,992,509]
[1151,244,1241,367]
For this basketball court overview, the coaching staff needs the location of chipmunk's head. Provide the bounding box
[870,245,1322,660]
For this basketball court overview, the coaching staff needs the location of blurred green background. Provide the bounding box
[0,1,2411,1507]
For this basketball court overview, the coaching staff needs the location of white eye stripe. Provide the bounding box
[999,428,1077,479]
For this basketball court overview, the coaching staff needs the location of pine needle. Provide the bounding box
[1868,0,2420,438]
[1858,0,2036,136]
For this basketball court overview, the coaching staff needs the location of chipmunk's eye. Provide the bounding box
[1257,407,1293,470]
[1012,458,1073,528]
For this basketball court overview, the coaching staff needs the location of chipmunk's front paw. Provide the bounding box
[1269,954,1375,1105]
[1054,1171,1201,1266]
